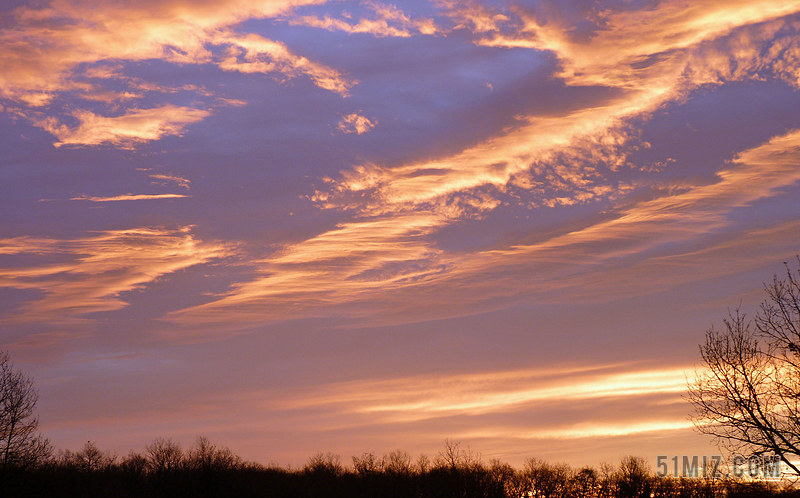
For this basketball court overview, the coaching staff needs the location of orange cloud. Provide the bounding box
[69,194,189,202]
[167,211,451,330]
[337,113,377,134]
[280,364,690,418]
[0,227,233,323]
[212,363,698,449]
[476,0,800,89]
[434,0,510,33]
[461,420,696,441]
[147,174,191,189]
[289,1,438,37]
[518,129,800,257]
[317,102,648,216]
[215,32,356,95]
[33,105,210,148]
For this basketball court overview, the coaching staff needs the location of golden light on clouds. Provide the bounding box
[0,228,233,322]
[280,365,690,417]
[337,113,377,134]
[147,174,191,189]
[215,32,357,95]
[462,420,697,441]
[289,1,439,37]
[478,0,800,89]
[210,364,699,445]
[69,194,189,202]
[34,105,211,148]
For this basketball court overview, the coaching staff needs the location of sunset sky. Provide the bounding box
[2,0,800,468]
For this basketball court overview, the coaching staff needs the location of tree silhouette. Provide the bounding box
[145,437,183,474]
[0,351,51,491]
[615,456,652,498]
[688,260,800,476]
[522,458,571,498]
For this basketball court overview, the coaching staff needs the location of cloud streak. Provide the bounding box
[69,194,189,202]
[289,1,438,37]
[220,363,698,446]
[281,364,689,417]
[147,174,191,190]
[0,227,233,323]
[34,105,210,148]
[215,32,357,95]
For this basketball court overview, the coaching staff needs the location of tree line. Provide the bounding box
[2,437,799,498]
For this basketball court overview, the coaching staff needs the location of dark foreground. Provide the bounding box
[3,439,799,498]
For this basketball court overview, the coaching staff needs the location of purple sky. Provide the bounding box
[2,0,800,468]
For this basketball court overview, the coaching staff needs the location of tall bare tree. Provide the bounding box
[688,260,800,476]
[0,351,50,487]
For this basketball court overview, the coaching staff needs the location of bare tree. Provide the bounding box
[615,456,652,498]
[144,437,183,474]
[434,439,480,471]
[522,458,572,498]
[186,436,240,472]
[352,452,381,476]
[120,450,148,478]
[416,453,430,473]
[72,441,115,472]
[0,351,51,484]
[688,260,800,475]
[304,451,343,476]
[382,450,413,475]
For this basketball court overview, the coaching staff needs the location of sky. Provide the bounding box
[1,0,800,469]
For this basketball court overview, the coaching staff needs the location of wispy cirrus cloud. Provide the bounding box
[279,364,689,418]
[32,105,210,148]
[215,32,357,95]
[474,0,800,90]
[288,1,438,37]
[147,174,191,190]
[214,363,696,449]
[0,227,234,323]
[434,0,510,33]
[33,357,701,467]
[69,194,189,202]
[6,0,800,468]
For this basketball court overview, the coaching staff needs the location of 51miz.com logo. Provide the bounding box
[655,455,781,479]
